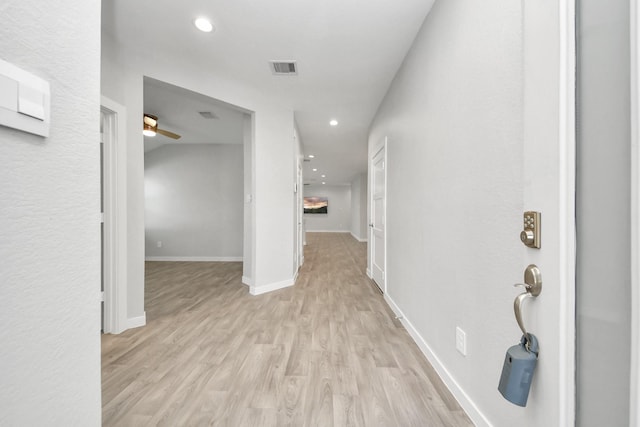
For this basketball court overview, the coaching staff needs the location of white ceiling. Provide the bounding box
[102,0,434,184]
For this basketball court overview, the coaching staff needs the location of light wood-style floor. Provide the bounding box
[102,232,473,426]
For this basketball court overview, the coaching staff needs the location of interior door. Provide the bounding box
[100,111,105,333]
[296,160,303,269]
[370,144,386,292]
[517,1,576,425]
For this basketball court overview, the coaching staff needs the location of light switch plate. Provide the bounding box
[0,74,18,111]
[18,84,45,120]
[0,58,50,137]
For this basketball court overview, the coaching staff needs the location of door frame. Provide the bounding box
[558,1,577,424]
[630,0,640,423]
[100,96,128,334]
[368,139,387,293]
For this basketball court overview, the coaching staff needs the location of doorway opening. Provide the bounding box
[100,96,127,334]
[142,77,255,319]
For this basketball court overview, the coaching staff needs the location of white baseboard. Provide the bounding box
[145,256,243,262]
[250,275,296,296]
[350,232,368,242]
[126,313,146,330]
[366,268,372,278]
[242,275,253,286]
[305,230,351,233]
[383,294,491,427]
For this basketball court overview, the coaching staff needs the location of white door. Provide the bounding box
[370,143,386,292]
[520,1,576,425]
[100,112,105,333]
[296,160,304,269]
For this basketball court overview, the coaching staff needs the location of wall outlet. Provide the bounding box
[456,326,467,356]
[156,241,162,248]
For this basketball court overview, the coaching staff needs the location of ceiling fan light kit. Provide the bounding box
[143,113,181,139]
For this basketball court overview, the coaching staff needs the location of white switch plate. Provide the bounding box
[0,58,50,137]
[456,326,467,356]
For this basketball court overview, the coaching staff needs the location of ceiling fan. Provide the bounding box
[143,114,181,139]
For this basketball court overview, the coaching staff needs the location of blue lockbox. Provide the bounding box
[498,333,539,407]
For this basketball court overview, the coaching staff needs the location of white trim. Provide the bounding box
[242,275,253,286]
[384,293,491,427]
[350,232,368,243]
[126,313,146,330]
[558,1,577,425]
[250,276,296,296]
[304,230,351,233]
[145,256,243,262]
[366,268,372,278]
[631,0,640,424]
[100,96,128,335]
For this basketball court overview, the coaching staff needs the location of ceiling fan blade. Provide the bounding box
[156,128,181,139]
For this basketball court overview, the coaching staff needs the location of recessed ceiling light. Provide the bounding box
[312,168,318,172]
[194,17,214,32]
[308,154,315,158]
[321,174,326,178]
[329,119,338,126]
[322,182,326,185]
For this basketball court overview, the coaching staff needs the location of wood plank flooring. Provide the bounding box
[102,232,473,426]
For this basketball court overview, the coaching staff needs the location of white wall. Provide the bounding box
[101,31,296,300]
[367,0,551,425]
[304,185,351,232]
[577,0,631,424]
[0,0,101,424]
[350,173,368,241]
[145,144,243,260]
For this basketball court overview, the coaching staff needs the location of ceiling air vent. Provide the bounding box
[270,60,298,75]
[199,111,219,119]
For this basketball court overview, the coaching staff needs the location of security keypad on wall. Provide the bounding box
[520,211,541,249]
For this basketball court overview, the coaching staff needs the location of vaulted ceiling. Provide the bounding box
[102,0,434,184]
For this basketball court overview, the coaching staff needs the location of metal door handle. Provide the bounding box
[513,264,542,338]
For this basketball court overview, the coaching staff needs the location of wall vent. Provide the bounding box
[199,111,219,119]
[270,61,298,75]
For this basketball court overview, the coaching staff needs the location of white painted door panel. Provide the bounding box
[371,145,386,292]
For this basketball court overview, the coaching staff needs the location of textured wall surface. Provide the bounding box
[0,0,101,424]
[369,0,529,425]
[304,185,352,232]
[145,144,244,259]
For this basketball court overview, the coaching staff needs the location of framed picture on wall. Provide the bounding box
[304,197,328,214]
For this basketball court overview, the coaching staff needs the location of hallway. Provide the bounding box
[102,233,472,426]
